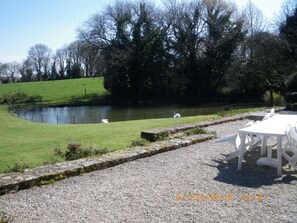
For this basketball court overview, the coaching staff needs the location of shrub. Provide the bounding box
[1,92,28,104]
[28,94,43,102]
[220,87,231,96]
[65,143,85,160]
[92,147,109,156]
[4,163,31,173]
[218,111,228,117]
[286,92,297,103]
[55,143,109,161]
[154,131,170,141]
[53,147,64,157]
[131,139,149,147]
[184,127,208,136]
[287,73,297,92]
[262,91,285,106]
[1,92,43,104]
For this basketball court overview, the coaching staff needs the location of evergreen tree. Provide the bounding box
[280,7,297,62]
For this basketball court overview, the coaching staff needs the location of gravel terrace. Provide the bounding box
[1,119,297,223]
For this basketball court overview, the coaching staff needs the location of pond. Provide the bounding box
[14,103,250,124]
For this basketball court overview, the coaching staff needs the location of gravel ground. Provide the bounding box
[1,119,297,223]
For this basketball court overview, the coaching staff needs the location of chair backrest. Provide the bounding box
[262,113,271,120]
[217,121,256,149]
[284,125,297,169]
[245,120,254,127]
[235,121,257,149]
[262,108,275,121]
[286,125,297,149]
[270,108,275,117]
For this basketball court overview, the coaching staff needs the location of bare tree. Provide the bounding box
[19,59,33,82]
[28,44,52,81]
[78,1,133,50]
[80,42,102,77]
[244,1,266,35]
[278,0,297,24]
[0,63,8,83]
[68,41,84,68]
[0,62,20,83]
[55,47,68,79]
[64,41,85,78]
[242,0,266,61]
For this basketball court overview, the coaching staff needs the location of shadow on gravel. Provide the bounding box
[211,150,297,188]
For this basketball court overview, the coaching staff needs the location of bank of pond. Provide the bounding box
[14,103,259,124]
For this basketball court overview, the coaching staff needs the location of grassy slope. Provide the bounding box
[0,105,219,172]
[0,77,107,104]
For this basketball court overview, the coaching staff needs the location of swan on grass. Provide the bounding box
[101,118,109,123]
[173,112,181,118]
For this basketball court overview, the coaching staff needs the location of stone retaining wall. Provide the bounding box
[0,134,214,196]
[141,107,285,141]
[0,107,285,196]
[141,114,246,141]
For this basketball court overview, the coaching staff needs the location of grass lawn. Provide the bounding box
[0,77,107,104]
[0,105,221,172]
[0,78,267,173]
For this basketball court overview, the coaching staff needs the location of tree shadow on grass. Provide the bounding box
[211,149,297,188]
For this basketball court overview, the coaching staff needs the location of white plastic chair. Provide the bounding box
[216,121,261,161]
[282,125,297,170]
[262,108,274,121]
[262,113,271,120]
[270,108,275,117]
[216,121,254,146]
[260,108,277,155]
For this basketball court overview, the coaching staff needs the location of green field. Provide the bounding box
[0,105,219,172]
[0,77,107,104]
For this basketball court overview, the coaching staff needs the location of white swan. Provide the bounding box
[173,112,181,118]
[101,118,109,123]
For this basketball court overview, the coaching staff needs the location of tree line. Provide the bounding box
[1,0,297,104]
[0,41,102,82]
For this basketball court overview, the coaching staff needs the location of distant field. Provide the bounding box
[0,77,107,104]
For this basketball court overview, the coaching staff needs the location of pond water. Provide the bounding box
[14,104,249,124]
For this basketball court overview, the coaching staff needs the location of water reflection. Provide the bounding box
[15,104,244,124]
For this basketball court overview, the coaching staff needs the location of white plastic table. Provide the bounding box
[237,114,297,176]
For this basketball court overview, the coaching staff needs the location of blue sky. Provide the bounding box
[0,0,284,63]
